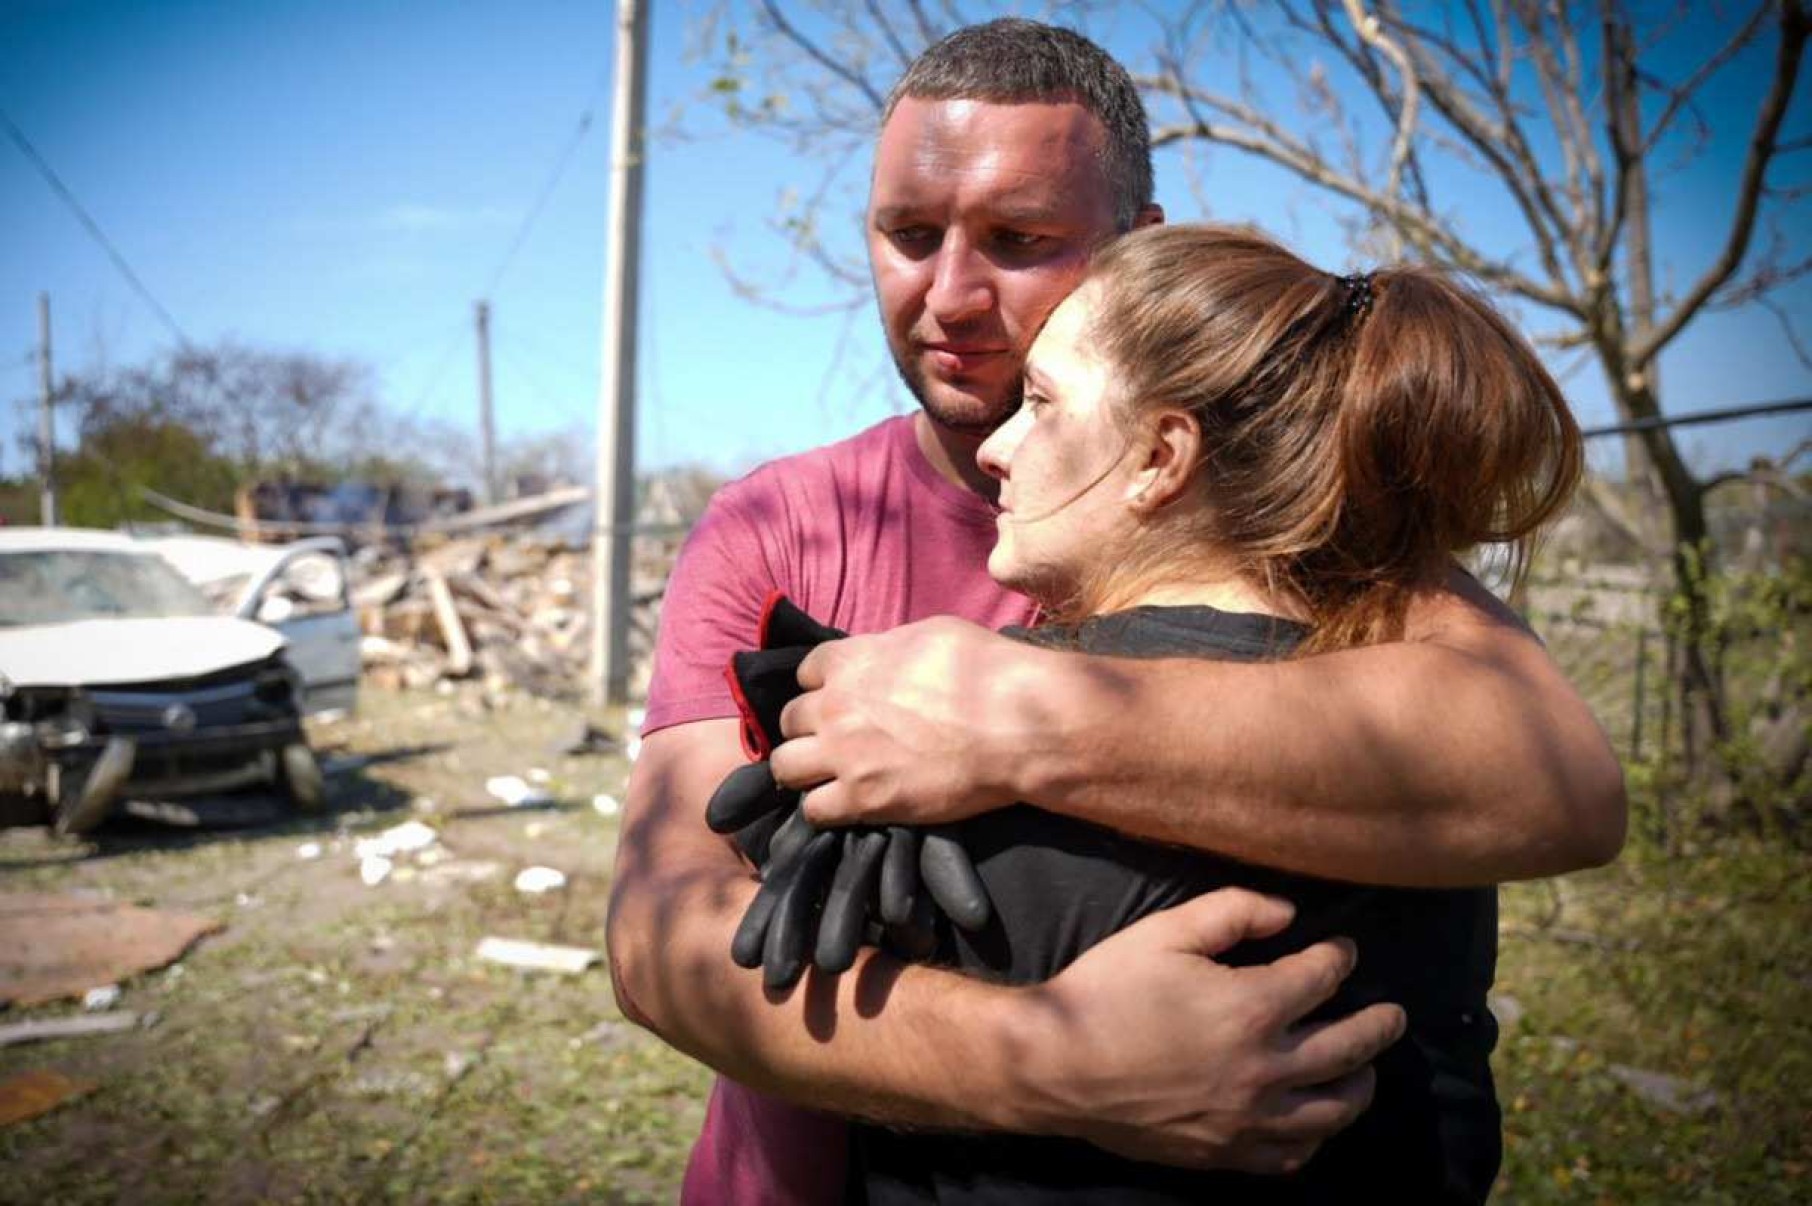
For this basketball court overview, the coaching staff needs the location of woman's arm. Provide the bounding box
[771,571,1626,888]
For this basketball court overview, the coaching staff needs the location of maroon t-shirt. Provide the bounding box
[644,415,1036,1204]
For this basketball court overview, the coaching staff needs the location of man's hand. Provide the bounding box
[1010,888,1406,1173]
[773,616,1051,827]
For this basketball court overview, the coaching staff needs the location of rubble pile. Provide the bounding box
[350,535,669,700]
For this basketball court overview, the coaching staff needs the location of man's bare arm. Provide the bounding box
[773,571,1626,888]
[605,718,1405,1172]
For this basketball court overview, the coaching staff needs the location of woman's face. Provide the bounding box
[977,284,1143,606]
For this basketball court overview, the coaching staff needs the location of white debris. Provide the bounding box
[359,855,394,886]
[485,775,553,807]
[526,767,551,784]
[513,866,567,894]
[474,936,600,974]
[296,841,324,860]
[1607,1065,1720,1115]
[82,984,122,1011]
[354,820,439,861]
[591,793,620,817]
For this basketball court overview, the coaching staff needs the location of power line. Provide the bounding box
[478,69,612,302]
[0,105,192,349]
[1580,397,1812,439]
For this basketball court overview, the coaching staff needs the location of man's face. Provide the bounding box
[867,96,1122,434]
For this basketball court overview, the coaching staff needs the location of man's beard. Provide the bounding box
[891,347,1022,436]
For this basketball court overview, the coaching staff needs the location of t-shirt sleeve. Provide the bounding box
[642,480,784,736]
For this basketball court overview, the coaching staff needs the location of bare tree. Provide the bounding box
[697,0,1809,787]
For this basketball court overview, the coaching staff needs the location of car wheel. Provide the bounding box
[54,738,135,836]
[280,743,327,813]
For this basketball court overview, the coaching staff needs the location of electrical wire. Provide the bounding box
[478,68,611,302]
[0,105,192,349]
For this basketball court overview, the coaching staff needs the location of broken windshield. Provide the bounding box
[0,550,215,626]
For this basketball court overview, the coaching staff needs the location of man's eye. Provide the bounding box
[996,230,1049,252]
[889,226,935,248]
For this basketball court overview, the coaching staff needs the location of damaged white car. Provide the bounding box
[0,528,358,834]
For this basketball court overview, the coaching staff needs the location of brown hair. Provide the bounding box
[886,19,1153,232]
[1080,224,1582,653]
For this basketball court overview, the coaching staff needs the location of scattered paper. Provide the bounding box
[591,794,620,817]
[296,842,324,861]
[82,985,121,1011]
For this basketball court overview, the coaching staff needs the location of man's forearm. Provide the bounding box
[1010,613,1625,887]
[608,849,1033,1130]
[605,721,1041,1132]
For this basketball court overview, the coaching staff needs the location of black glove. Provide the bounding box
[708,594,993,989]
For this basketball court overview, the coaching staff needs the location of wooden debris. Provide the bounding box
[474,937,600,974]
[0,1069,97,1126]
[0,1012,142,1048]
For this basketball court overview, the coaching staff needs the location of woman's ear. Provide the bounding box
[1126,410,1201,513]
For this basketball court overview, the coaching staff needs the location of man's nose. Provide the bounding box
[926,240,994,324]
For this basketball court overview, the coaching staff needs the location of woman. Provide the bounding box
[728,223,1582,1203]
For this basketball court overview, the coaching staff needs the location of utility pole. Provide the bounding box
[475,300,498,504]
[37,292,57,526]
[591,0,650,706]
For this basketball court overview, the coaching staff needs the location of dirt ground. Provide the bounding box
[4,681,1806,1204]
[0,685,710,1205]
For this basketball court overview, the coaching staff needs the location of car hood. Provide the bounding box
[0,617,286,688]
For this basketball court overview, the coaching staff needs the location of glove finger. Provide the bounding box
[762,830,842,991]
[731,854,797,969]
[765,806,817,876]
[814,830,888,974]
[884,887,938,961]
[733,804,790,869]
[879,826,921,926]
[921,830,992,932]
[707,761,792,834]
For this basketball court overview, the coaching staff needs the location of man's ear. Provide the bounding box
[1126,409,1200,512]
[1133,202,1164,230]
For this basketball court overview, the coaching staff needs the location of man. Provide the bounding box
[608,18,1625,1201]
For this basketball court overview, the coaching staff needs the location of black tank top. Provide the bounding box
[853,605,1501,1205]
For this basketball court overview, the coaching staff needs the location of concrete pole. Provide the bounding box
[37,292,57,527]
[475,300,497,504]
[590,0,650,706]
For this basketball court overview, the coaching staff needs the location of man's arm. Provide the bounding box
[605,717,1406,1172]
[772,571,1627,888]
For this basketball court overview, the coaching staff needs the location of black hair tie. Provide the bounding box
[1339,271,1376,320]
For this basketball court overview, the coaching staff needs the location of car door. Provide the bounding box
[239,540,362,715]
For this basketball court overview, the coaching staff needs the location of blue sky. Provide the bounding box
[3,0,1808,489]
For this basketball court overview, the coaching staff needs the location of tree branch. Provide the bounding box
[1145,87,1582,313]
[1374,2,1579,291]
[1632,5,1810,368]
[758,0,886,113]
[1339,0,1422,211]
[1642,0,1774,154]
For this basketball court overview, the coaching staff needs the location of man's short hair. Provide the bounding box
[886,19,1154,232]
